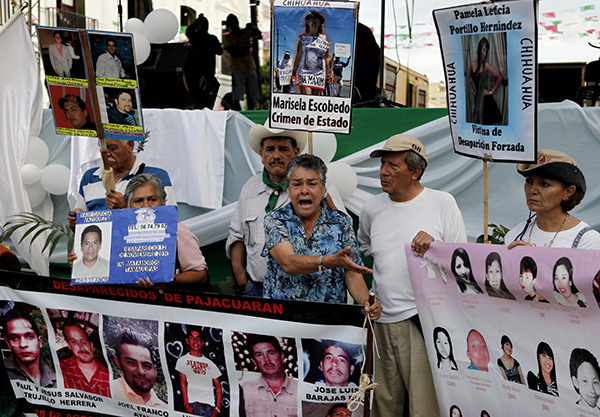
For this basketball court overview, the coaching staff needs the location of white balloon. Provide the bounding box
[24,136,49,169]
[124,18,144,34]
[132,32,151,65]
[26,182,47,208]
[40,164,70,195]
[302,132,337,163]
[143,9,179,44]
[21,164,41,185]
[327,162,357,200]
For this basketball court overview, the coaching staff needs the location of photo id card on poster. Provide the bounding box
[72,206,177,285]
[433,0,538,162]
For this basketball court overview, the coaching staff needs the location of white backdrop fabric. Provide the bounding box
[0,12,48,274]
[43,100,600,263]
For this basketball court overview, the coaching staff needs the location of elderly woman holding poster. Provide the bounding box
[506,150,600,249]
[291,11,332,95]
[262,154,381,319]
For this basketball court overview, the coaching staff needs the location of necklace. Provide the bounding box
[527,213,570,247]
[302,208,321,239]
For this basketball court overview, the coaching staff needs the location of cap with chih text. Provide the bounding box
[369,134,428,166]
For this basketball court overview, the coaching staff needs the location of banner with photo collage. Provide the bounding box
[0,271,367,417]
[37,27,145,141]
[407,242,600,417]
[270,0,358,134]
[433,0,537,162]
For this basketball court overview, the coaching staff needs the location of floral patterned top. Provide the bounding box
[262,202,363,303]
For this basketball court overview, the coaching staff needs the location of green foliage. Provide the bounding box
[0,213,74,256]
[260,58,271,109]
[476,223,510,245]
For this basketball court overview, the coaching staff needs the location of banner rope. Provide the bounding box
[347,313,380,411]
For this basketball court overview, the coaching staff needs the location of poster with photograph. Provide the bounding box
[47,85,97,137]
[36,27,146,141]
[270,0,358,134]
[433,0,537,162]
[37,27,87,86]
[406,242,600,416]
[0,271,367,416]
[87,31,138,89]
[72,206,177,285]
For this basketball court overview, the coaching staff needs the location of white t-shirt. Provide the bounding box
[505,219,600,249]
[358,188,467,323]
[175,353,221,406]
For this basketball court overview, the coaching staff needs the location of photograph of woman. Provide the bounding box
[497,335,525,384]
[518,256,548,303]
[291,11,332,95]
[527,342,559,397]
[484,252,515,300]
[433,327,458,371]
[48,30,73,78]
[451,248,483,294]
[570,348,600,410]
[593,270,600,308]
[553,257,587,307]
[464,35,506,125]
[449,405,462,417]
[506,150,600,249]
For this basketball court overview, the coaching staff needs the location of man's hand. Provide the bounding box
[411,231,434,257]
[68,252,78,268]
[363,299,382,321]
[136,278,154,287]
[68,208,83,232]
[325,247,373,274]
[507,240,533,249]
[105,191,126,209]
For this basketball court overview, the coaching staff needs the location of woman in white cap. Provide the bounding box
[506,150,600,249]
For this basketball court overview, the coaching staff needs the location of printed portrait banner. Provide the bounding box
[433,0,538,162]
[36,27,145,141]
[0,272,367,417]
[72,206,177,285]
[270,0,358,134]
[406,242,600,417]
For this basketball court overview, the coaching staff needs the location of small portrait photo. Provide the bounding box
[302,400,362,417]
[553,257,587,307]
[497,335,525,384]
[88,32,136,80]
[301,338,360,387]
[164,323,229,416]
[519,256,549,303]
[527,341,558,397]
[484,252,515,300]
[45,309,110,396]
[433,327,458,371]
[37,28,85,80]
[570,348,600,409]
[451,248,483,294]
[101,87,141,126]
[48,86,97,132]
[72,222,111,280]
[593,270,600,308]
[449,404,462,417]
[0,301,56,388]
[466,329,490,372]
[103,316,168,409]
[462,33,508,125]
[232,332,298,417]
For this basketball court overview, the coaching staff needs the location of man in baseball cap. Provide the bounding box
[357,133,467,417]
[226,122,346,297]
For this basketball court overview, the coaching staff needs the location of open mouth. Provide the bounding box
[298,199,313,209]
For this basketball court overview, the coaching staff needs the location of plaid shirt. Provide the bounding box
[60,356,111,397]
